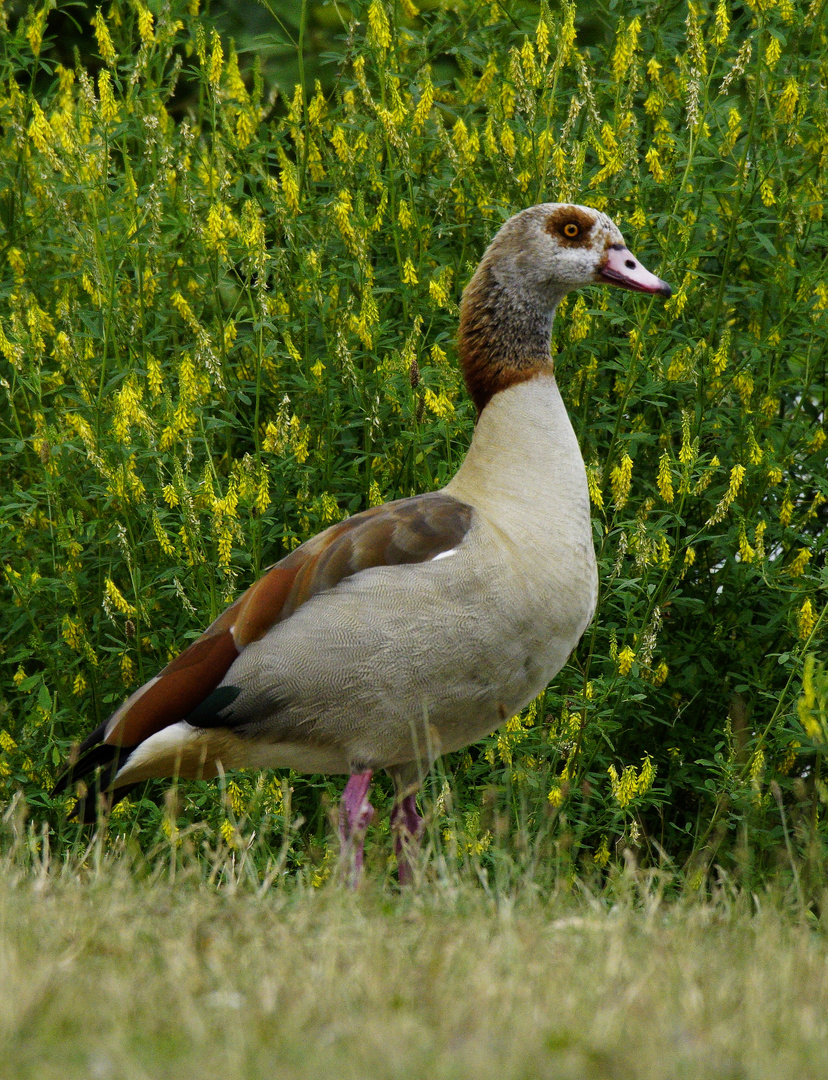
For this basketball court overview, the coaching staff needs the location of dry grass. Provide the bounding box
[2,839,827,1080]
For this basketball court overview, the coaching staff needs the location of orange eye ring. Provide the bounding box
[563,222,580,238]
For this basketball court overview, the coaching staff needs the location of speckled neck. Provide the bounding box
[458,262,563,416]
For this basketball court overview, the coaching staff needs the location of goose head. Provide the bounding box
[458,202,671,413]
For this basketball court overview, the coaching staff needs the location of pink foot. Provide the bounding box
[339,770,374,887]
[391,794,424,885]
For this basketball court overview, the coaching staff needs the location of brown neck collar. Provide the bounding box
[457,263,559,416]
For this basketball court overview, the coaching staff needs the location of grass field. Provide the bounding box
[2,846,827,1080]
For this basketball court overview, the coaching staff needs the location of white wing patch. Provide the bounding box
[114,721,198,781]
[431,548,458,561]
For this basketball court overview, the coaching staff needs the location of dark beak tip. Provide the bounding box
[660,282,673,299]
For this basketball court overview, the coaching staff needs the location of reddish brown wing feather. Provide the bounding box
[102,492,473,749]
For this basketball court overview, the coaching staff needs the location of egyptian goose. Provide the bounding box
[53,203,670,882]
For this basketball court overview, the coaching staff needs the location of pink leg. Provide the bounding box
[391,794,424,885]
[339,770,374,887]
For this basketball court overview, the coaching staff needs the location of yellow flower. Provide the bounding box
[98,69,118,123]
[747,429,763,465]
[521,36,539,88]
[798,656,826,742]
[637,755,656,795]
[712,0,729,46]
[205,203,228,255]
[28,101,53,156]
[749,747,765,784]
[207,28,223,87]
[569,297,591,342]
[798,599,817,641]
[754,521,767,560]
[120,652,135,686]
[593,836,610,867]
[367,0,391,50]
[290,418,310,464]
[586,463,604,510]
[402,258,418,285]
[318,492,339,523]
[217,521,234,567]
[62,616,84,651]
[610,452,633,508]
[738,523,755,563]
[93,9,117,66]
[280,153,300,216]
[536,12,550,64]
[706,464,745,526]
[219,819,240,847]
[170,292,199,333]
[429,267,453,308]
[7,248,25,281]
[645,146,666,184]
[255,469,271,513]
[105,578,136,616]
[788,547,811,577]
[236,108,257,149]
[617,646,635,677]
[224,45,248,103]
[710,333,730,380]
[333,189,358,252]
[657,452,674,503]
[777,79,799,123]
[452,118,472,162]
[398,200,414,231]
[27,6,48,56]
[412,75,433,132]
[226,779,246,816]
[608,763,637,808]
[424,387,455,420]
[152,511,177,557]
[720,109,742,156]
[136,2,154,45]
[612,16,641,82]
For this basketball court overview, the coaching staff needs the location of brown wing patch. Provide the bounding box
[232,565,303,647]
[105,628,239,747]
[543,205,596,247]
[251,492,474,621]
[100,492,474,750]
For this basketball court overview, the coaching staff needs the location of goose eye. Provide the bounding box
[562,222,580,239]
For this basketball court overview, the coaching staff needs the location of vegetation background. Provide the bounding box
[1,0,827,901]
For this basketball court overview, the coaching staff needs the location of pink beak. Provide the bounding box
[598,245,671,297]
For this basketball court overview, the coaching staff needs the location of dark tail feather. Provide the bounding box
[51,742,122,795]
[77,719,109,756]
[51,741,136,823]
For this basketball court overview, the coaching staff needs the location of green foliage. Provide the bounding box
[0,0,826,891]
